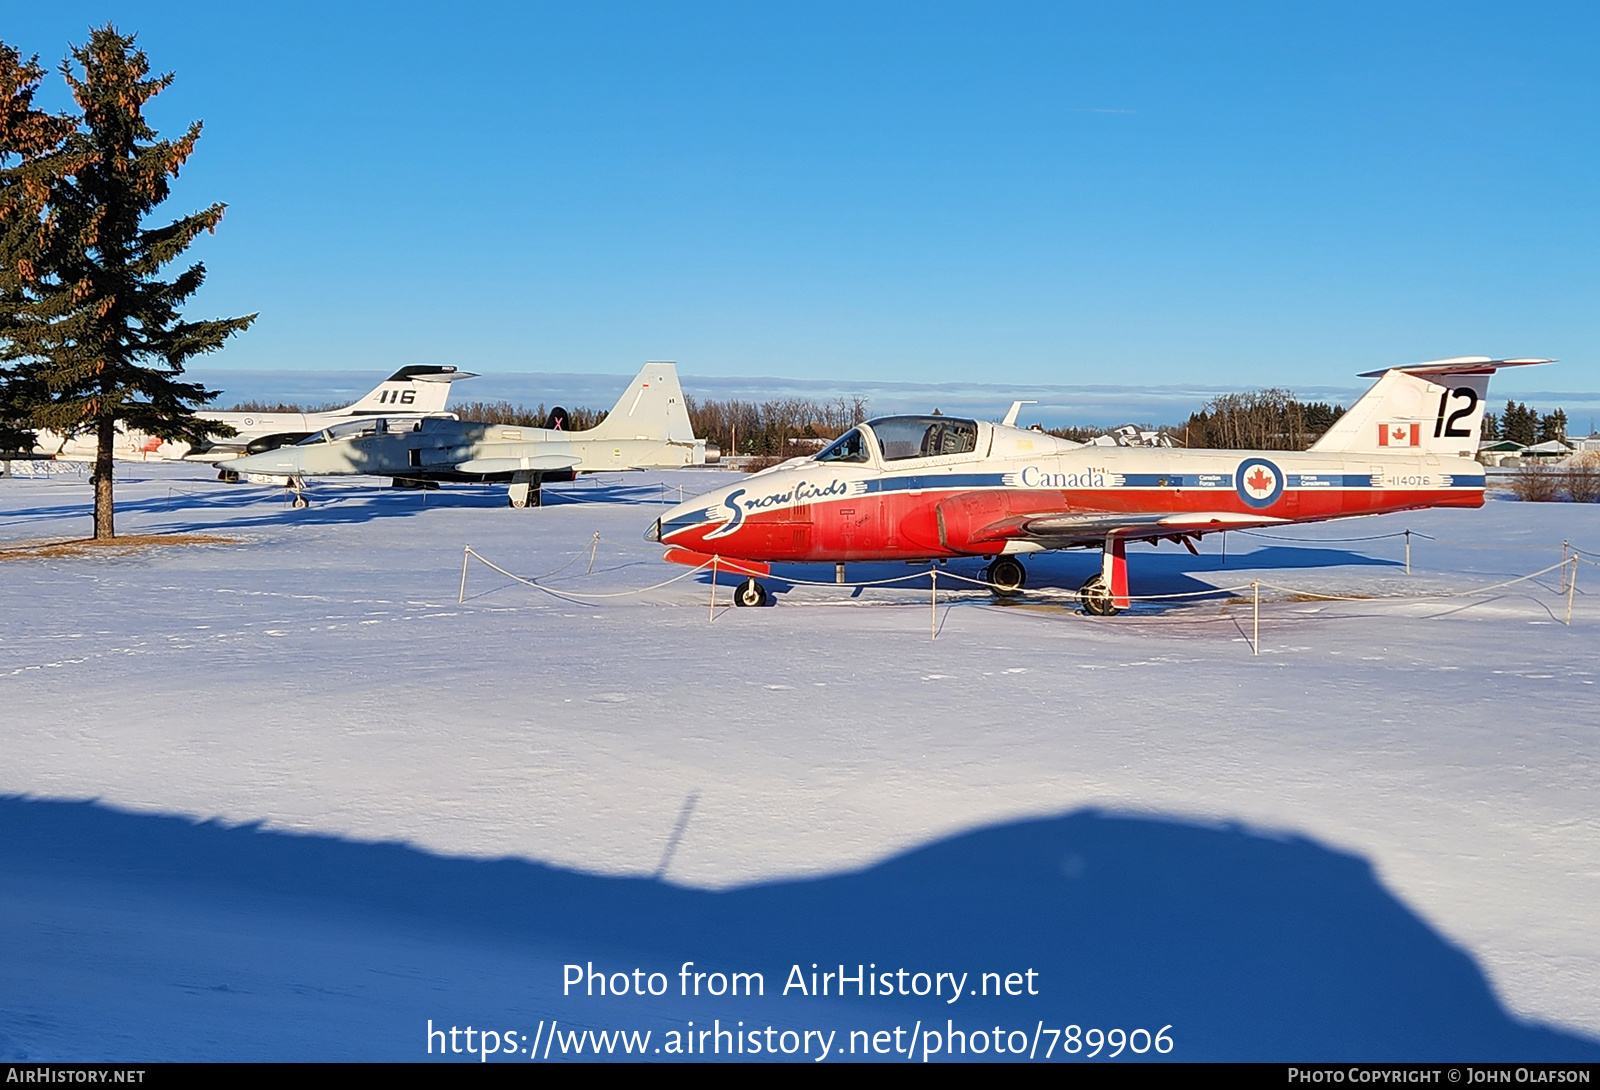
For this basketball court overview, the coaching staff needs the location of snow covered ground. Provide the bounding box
[1,462,1597,1061]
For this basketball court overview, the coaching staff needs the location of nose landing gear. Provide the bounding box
[734,578,769,607]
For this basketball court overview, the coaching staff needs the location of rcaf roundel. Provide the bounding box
[1377,422,1421,447]
[1235,457,1284,508]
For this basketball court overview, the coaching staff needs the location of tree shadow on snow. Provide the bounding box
[0,797,1593,1061]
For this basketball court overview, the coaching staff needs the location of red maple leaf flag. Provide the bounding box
[1377,423,1420,447]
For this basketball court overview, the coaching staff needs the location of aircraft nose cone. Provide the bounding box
[644,517,661,543]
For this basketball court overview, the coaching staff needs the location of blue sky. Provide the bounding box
[8,2,1599,397]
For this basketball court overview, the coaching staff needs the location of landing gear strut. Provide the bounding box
[508,470,542,508]
[734,578,768,607]
[288,476,310,509]
[1082,534,1130,615]
[984,557,1027,597]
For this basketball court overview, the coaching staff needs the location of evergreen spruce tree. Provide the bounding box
[1539,408,1567,444]
[0,43,73,455]
[0,26,253,538]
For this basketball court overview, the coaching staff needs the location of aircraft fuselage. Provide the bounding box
[652,420,1484,565]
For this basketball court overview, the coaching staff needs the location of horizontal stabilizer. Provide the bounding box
[1355,357,1552,379]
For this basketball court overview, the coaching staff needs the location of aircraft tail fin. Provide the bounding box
[339,365,477,416]
[585,362,697,444]
[1307,357,1552,458]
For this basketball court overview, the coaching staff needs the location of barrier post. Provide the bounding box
[1252,580,1260,656]
[1405,529,1411,575]
[930,567,938,641]
[588,532,600,574]
[709,556,719,622]
[1561,542,1570,593]
[1567,556,1577,627]
[458,546,471,604]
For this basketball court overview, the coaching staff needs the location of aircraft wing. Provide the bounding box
[451,454,582,475]
[955,504,1287,549]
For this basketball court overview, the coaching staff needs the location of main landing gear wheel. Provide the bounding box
[984,557,1027,597]
[1080,573,1120,616]
[291,494,310,510]
[734,578,769,607]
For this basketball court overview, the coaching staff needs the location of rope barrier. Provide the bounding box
[455,536,1590,629]
[1255,558,1572,603]
[458,544,713,605]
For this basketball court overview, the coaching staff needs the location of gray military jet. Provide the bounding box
[227,362,706,508]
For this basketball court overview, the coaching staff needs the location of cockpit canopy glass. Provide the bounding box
[869,416,979,461]
[814,428,870,463]
[295,417,422,444]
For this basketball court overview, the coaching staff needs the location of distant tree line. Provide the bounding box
[1169,389,1346,451]
[685,395,870,457]
[1484,402,1565,445]
[230,387,1583,455]
[448,400,607,431]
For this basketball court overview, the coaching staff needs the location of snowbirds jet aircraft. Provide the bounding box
[227,361,707,508]
[31,365,476,465]
[648,357,1549,611]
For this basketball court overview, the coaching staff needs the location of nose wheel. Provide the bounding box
[1080,574,1120,616]
[734,578,769,607]
[983,557,1027,597]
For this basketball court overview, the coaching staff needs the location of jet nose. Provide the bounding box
[644,517,661,543]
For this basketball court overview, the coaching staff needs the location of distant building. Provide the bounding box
[1523,440,1574,460]
[1478,440,1524,466]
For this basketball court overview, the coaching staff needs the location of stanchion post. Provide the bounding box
[1405,529,1411,575]
[588,532,600,574]
[458,546,471,604]
[1252,579,1260,656]
[930,567,937,641]
[708,557,719,622]
[1561,541,1570,593]
[1567,556,1577,627]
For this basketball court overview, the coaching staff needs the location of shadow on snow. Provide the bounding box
[0,796,1592,1062]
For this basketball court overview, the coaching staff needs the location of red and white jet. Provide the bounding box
[647,358,1548,611]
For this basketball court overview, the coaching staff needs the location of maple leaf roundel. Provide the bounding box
[1235,457,1285,508]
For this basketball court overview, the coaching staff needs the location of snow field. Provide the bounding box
[2,464,1598,1048]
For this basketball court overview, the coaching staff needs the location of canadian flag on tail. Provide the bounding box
[1377,423,1420,447]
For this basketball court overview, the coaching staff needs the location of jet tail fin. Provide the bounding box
[1307,357,1552,458]
[585,362,697,443]
[340,365,477,416]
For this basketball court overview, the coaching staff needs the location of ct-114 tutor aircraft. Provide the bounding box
[227,362,706,508]
[32,365,476,464]
[648,357,1549,612]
